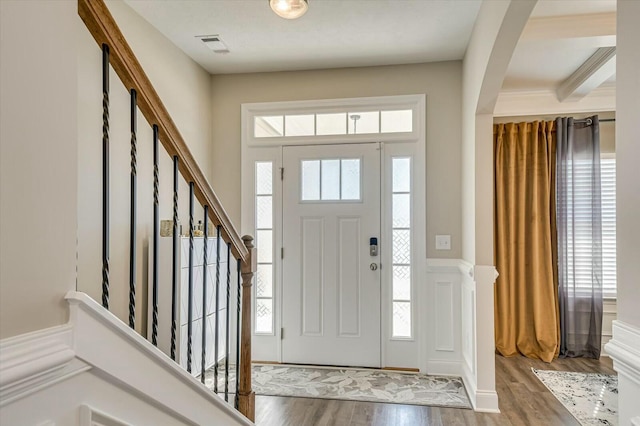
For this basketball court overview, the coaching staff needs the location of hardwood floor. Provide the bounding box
[254,355,615,426]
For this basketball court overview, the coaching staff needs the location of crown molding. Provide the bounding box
[522,12,616,40]
[494,86,615,117]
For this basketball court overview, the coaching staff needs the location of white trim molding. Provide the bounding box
[0,325,89,406]
[556,47,616,102]
[605,320,640,424]
[241,94,426,147]
[79,405,132,426]
[0,292,252,426]
[460,264,500,413]
[494,86,615,117]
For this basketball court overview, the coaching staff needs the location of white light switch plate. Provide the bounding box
[436,235,451,250]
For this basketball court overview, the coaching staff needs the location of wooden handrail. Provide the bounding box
[78,0,248,264]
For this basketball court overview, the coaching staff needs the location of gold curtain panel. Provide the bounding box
[494,121,560,363]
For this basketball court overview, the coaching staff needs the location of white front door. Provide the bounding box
[282,143,381,367]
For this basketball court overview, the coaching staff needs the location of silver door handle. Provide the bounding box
[370,263,378,271]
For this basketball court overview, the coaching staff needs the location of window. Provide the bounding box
[601,157,616,298]
[254,109,413,138]
[301,158,361,201]
[565,156,616,298]
[255,162,274,333]
[392,157,412,338]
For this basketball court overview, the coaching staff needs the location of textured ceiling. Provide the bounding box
[123,0,482,74]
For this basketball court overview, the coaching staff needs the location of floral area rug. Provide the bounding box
[205,364,471,409]
[532,368,618,426]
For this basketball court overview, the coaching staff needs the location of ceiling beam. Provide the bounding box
[556,47,616,102]
[521,12,616,40]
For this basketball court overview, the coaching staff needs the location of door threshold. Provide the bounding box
[252,361,418,373]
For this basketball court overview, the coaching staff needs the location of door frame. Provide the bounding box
[241,95,426,370]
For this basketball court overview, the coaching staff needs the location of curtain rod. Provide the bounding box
[573,118,616,125]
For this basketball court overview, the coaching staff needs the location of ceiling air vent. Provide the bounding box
[197,35,229,54]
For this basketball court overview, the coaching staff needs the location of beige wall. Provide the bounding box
[76,1,213,334]
[616,0,640,331]
[210,62,463,258]
[0,0,78,338]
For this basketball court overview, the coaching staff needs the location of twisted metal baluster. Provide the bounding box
[151,124,159,346]
[128,88,137,329]
[170,156,179,361]
[187,182,195,373]
[201,206,209,384]
[225,242,231,401]
[234,258,241,409]
[101,43,110,310]
[213,225,221,393]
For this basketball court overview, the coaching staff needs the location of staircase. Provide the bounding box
[1,0,255,424]
[77,0,256,419]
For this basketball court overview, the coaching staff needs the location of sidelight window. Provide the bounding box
[391,157,412,338]
[255,161,274,334]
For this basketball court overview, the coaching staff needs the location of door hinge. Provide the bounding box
[281,247,284,259]
[280,167,284,181]
[281,327,284,339]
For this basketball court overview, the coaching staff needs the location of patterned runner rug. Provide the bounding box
[205,364,471,409]
[532,369,617,426]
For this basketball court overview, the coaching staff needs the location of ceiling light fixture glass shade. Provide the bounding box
[269,0,308,19]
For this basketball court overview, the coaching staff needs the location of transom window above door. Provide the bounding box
[301,158,361,201]
[255,110,412,139]
[242,94,424,147]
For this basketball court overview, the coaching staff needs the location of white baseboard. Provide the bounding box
[474,390,500,413]
[605,320,640,424]
[426,360,462,376]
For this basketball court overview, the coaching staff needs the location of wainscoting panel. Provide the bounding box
[435,281,455,352]
[423,259,464,376]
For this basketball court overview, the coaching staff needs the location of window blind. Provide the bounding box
[563,157,616,298]
[600,157,616,298]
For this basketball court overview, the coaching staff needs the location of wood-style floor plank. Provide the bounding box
[255,355,615,425]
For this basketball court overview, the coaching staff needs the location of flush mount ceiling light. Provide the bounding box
[269,0,308,19]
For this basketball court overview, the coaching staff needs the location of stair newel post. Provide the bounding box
[238,235,256,421]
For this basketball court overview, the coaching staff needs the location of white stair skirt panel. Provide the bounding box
[605,320,640,424]
[0,292,252,426]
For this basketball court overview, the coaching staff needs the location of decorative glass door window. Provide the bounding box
[255,162,274,334]
[301,158,361,201]
[391,157,412,338]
